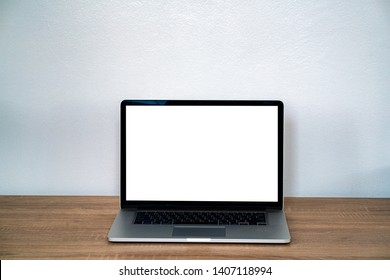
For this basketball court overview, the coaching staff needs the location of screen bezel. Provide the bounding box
[120,100,284,211]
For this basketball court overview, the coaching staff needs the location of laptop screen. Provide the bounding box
[121,100,283,207]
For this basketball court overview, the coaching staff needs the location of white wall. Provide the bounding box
[1,0,389,197]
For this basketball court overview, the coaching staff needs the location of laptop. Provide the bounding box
[108,100,291,243]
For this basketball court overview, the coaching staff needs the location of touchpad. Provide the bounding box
[172,226,226,237]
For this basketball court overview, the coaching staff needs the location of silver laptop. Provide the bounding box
[108,100,290,243]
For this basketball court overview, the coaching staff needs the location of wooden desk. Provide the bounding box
[0,196,389,259]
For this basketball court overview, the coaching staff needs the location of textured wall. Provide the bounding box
[1,0,389,197]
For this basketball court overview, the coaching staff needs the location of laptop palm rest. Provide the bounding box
[172,226,226,237]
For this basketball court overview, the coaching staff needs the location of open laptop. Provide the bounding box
[108,100,291,243]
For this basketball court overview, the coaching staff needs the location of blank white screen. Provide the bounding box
[126,105,278,202]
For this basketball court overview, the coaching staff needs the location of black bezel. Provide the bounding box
[120,100,284,211]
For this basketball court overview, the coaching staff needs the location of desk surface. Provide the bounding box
[0,196,389,259]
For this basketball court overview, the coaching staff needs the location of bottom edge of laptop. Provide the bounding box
[107,237,291,244]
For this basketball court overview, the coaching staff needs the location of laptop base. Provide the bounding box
[108,209,291,243]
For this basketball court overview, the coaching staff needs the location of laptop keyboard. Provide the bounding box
[134,211,266,225]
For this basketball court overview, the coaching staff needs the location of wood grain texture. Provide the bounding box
[0,196,389,259]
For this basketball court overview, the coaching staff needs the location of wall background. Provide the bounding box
[1,0,389,197]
